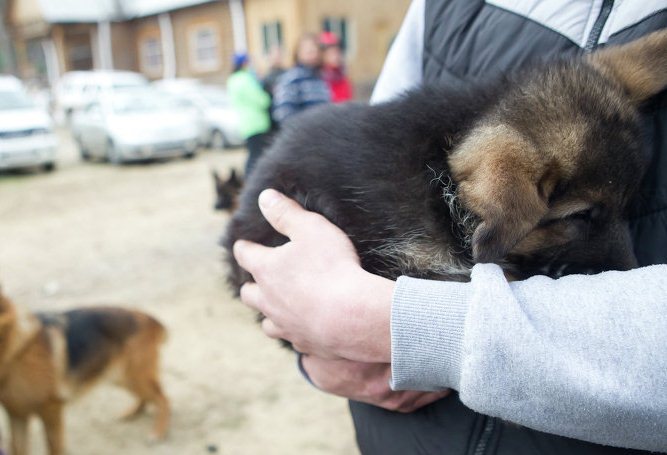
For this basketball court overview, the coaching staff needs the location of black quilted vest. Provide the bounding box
[423,0,667,267]
[349,2,666,454]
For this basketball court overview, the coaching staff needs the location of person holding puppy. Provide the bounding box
[234,1,667,454]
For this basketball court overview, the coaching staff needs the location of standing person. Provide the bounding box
[262,45,286,99]
[233,1,667,454]
[319,31,353,103]
[226,53,271,177]
[272,33,330,125]
[262,46,286,135]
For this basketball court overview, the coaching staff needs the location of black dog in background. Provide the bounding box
[224,30,667,292]
[212,169,242,212]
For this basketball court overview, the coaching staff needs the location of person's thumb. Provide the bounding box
[258,189,322,239]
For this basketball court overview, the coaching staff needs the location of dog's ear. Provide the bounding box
[228,169,242,188]
[212,169,223,187]
[450,125,558,263]
[588,29,667,103]
[0,287,13,324]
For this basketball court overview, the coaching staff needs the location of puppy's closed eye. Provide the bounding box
[539,205,599,228]
[567,206,600,222]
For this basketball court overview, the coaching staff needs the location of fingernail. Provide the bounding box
[259,189,282,208]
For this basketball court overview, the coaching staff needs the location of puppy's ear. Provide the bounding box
[588,29,667,103]
[212,169,223,187]
[450,125,557,263]
[228,168,242,188]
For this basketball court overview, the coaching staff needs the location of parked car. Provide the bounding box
[71,87,200,164]
[153,79,244,149]
[0,76,58,172]
[54,71,148,123]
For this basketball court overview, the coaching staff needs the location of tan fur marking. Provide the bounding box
[449,124,557,261]
[589,29,667,103]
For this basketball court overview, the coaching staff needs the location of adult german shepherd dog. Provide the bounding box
[0,289,170,455]
[224,31,667,290]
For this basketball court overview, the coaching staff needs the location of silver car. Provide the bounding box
[71,88,200,164]
[0,76,58,172]
[153,79,244,149]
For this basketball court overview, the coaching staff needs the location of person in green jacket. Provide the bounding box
[227,53,271,176]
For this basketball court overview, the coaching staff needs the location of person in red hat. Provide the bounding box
[319,31,353,103]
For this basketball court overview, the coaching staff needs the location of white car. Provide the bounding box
[153,79,244,149]
[71,88,200,164]
[0,76,58,172]
[54,71,148,123]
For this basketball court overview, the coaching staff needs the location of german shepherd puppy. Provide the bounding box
[224,30,667,291]
[213,169,243,211]
[0,289,170,455]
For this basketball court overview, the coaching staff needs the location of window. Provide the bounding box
[261,21,283,55]
[189,24,220,72]
[140,37,163,75]
[322,17,349,52]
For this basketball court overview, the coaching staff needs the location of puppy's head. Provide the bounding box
[449,29,667,277]
[213,168,243,211]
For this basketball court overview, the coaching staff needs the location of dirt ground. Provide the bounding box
[0,132,359,455]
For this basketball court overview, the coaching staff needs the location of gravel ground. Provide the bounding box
[0,131,359,455]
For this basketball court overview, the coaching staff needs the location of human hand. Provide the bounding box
[233,189,394,363]
[301,355,451,412]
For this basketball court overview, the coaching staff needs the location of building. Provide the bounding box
[5,0,410,95]
[6,0,244,86]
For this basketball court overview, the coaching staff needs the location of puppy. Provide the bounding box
[224,30,667,292]
[213,169,243,212]
[0,289,169,455]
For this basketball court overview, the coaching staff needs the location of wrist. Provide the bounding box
[337,269,393,363]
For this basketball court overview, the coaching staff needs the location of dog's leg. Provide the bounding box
[146,380,170,442]
[118,400,146,421]
[122,319,170,441]
[9,414,29,455]
[38,402,64,455]
[125,377,170,441]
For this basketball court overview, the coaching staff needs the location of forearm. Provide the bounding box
[391,264,667,451]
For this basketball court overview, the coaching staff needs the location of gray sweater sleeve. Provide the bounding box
[391,263,667,451]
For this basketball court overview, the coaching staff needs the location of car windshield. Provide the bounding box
[0,90,35,110]
[111,91,181,114]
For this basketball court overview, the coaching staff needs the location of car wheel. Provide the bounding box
[183,150,197,160]
[42,162,56,172]
[76,138,91,161]
[210,130,227,150]
[106,140,123,165]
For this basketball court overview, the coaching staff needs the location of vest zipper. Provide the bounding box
[584,0,615,52]
[473,417,497,455]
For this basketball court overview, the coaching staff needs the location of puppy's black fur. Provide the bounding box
[223,31,667,291]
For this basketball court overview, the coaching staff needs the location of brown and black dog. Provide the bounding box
[0,289,170,455]
[213,169,243,212]
[224,30,667,290]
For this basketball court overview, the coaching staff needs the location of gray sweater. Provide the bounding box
[375,2,667,451]
[391,264,667,452]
